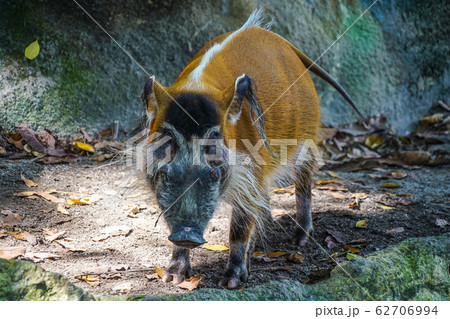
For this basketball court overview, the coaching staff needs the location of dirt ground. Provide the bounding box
[0,158,448,296]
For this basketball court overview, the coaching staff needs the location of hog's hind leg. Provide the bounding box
[292,158,315,246]
[162,246,192,284]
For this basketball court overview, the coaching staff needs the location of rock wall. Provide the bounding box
[0,0,448,134]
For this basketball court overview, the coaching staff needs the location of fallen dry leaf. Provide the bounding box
[106,273,122,280]
[0,229,7,238]
[314,179,343,185]
[331,192,347,199]
[105,225,132,237]
[326,229,345,244]
[316,183,348,191]
[0,247,26,260]
[1,210,22,226]
[57,204,70,215]
[346,238,367,245]
[365,135,383,149]
[17,124,45,153]
[266,251,290,258]
[343,245,359,254]
[23,252,60,263]
[435,219,448,228]
[154,266,165,278]
[112,282,133,293]
[325,235,338,249]
[355,219,368,229]
[251,251,265,257]
[351,193,368,199]
[178,276,203,291]
[75,275,100,287]
[45,230,66,242]
[73,141,95,153]
[67,198,90,205]
[271,185,295,194]
[395,194,414,199]
[20,174,37,187]
[327,171,343,179]
[379,183,401,188]
[386,227,404,234]
[287,252,305,264]
[92,234,110,242]
[146,273,159,281]
[15,190,64,203]
[10,230,37,245]
[348,197,359,209]
[203,244,229,251]
[380,205,396,210]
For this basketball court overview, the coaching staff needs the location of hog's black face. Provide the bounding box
[147,94,229,249]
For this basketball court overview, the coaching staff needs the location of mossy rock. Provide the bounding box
[0,234,448,300]
[0,0,448,134]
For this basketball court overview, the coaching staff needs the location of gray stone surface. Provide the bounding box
[0,0,448,134]
[0,234,448,300]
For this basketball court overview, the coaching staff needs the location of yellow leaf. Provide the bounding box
[355,219,368,228]
[203,244,229,251]
[25,39,40,60]
[251,251,264,257]
[327,171,342,179]
[73,141,95,153]
[154,266,165,279]
[380,205,395,210]
[314,179,342,185]
[271,185,294,194]
[379,183,401,188]
[344,245,359,254]
[365,135,383,149]
[266,251,290,258]
[75,275,99,287]
[67,198,90,205]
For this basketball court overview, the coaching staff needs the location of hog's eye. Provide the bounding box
[204,131,225,167]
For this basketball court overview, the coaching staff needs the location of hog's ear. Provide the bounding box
[141,76,162,121]
[225,74,253,125]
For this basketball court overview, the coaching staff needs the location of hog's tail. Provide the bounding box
[290,45,366,121]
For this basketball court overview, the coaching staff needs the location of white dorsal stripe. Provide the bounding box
[189,8,271,81]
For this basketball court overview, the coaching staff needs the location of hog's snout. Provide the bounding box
[168,226,206,249]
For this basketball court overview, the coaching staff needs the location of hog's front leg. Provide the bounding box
[163,246,192,284]
[218,209,254,289]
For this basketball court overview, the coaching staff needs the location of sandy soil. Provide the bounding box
[0,159,448,296]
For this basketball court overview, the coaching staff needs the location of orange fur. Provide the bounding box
[147,26,320,180]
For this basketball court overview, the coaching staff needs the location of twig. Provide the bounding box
[78,268,152,276]
[437,100,450,112]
